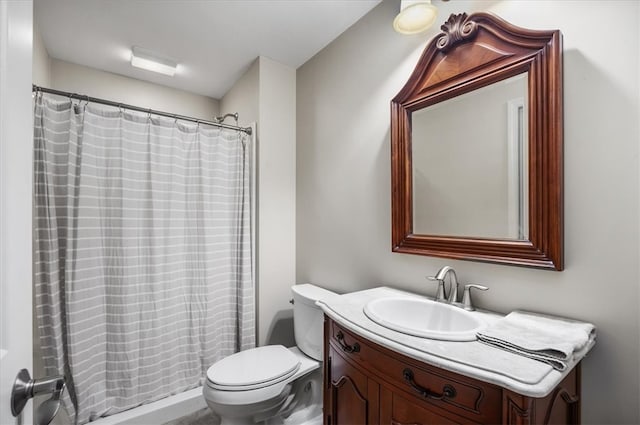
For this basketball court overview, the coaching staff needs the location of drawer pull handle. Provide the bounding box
[336,331,360,353]
[403,368,456,401]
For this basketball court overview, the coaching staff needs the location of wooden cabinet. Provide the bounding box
[324,316,581,425]
[327,344,373,424]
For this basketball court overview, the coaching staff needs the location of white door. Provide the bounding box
[0,1,34,424]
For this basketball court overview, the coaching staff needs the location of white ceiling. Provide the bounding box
[35,0,382,99]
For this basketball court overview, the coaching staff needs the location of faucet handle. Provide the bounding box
[426,276,447,302]
[461,284,488,311]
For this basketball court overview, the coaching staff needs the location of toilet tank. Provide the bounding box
[291,284,336,361]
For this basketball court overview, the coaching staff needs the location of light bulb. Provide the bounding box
[393,0,438,35]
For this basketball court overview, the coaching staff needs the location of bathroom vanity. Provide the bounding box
[319,287,592,425]
[320,9,582,424]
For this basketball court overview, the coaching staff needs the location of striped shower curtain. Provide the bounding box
[33,94,255,424]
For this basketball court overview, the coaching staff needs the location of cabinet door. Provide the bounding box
[328,345,371,425]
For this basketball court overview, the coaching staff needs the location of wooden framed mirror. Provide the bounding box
[391,12,563,270]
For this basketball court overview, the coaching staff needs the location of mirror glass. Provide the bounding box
[412,73,529,239]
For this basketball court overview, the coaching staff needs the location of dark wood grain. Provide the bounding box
[324,316,581,424]
[391,12,564,270]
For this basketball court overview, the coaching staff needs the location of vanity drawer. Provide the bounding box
[382,387,479,425]
[328,320,502,424]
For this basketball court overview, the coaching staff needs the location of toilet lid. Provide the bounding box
[206,345,301,390]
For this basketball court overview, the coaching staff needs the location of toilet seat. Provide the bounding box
[203,346,320,407]
[206,345,301,391]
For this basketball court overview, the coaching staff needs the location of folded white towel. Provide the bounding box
[476,311,596,371]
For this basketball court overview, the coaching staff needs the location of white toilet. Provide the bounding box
[203,284,335,425]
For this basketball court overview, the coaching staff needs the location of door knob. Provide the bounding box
[11,368,66,425]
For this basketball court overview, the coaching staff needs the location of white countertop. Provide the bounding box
[317,286,595,398]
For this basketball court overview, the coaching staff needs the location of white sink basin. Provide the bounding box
[363,297,486,341]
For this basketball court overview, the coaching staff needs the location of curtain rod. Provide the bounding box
[32,85,252,136]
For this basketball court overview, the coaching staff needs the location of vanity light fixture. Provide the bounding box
[130,46,177,77]
[393,0,438,34]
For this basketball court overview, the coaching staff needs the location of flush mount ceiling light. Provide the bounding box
[130,46,177,76]
[393,0,438,35]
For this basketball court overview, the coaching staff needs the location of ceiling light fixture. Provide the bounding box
[393,0,438,35]
[130,46,177,77]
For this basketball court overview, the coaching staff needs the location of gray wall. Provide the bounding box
[297,0,639,423]
[49,59,219,120]
[221,56,297,347]
[33,22,51,86]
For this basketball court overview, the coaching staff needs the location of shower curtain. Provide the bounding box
[33,94,255,424]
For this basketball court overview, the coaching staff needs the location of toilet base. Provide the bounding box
[204,346,322,425]
[209,368,322,425]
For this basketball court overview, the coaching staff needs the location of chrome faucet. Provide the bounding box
[427,265,457,303]
[426,275,447,302]
[437,266,459,304]
[427,266,488,310]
